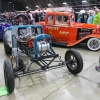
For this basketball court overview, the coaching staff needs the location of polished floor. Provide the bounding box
[0,41,100,100]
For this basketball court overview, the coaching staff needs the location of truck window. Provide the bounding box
[56,16,62,24]
[56,15,68,25]
[47,15,53,24]
[63,16,68,22]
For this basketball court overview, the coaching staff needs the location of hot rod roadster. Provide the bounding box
[3,25,83,93]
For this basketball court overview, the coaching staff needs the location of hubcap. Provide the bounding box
[89,39,99,50]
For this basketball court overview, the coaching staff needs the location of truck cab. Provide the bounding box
[38,12,75,45]
[37,11,100,51]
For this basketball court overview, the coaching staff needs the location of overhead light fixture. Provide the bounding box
[36,5,39,8]
[48,4,53,8]
[26,6,29,8]
[82,0,87,3]
[9,2,12,3]
[63,2,67,5]
[48,4,51,6]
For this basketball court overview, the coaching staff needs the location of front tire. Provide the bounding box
[87,38,100,51]
[65,49,83,74]
[4,59,15,93]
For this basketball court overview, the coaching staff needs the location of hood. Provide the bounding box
[71,22,97,29]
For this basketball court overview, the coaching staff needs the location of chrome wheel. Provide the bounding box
[87,38,100,51]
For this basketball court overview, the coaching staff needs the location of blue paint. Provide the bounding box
[12,35,14,48]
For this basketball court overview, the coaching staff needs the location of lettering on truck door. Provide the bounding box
[54,15,70,42]
[45,14,55,37]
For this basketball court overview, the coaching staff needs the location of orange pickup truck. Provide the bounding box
[37,12,100,51]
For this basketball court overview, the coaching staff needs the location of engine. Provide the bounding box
[37,41,50,52]
[14,34,51,59]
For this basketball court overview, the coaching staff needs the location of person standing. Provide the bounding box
[92,8,100,25]
[81,11,89,23]
[34,13,39,22]
[77,10,89,23]
[87,10,94,24]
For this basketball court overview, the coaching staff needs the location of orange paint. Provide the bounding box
[37,12,100,46]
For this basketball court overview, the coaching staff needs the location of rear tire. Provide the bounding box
[3,36,12,54]
[4,59,15,93]
[65,49,83,74]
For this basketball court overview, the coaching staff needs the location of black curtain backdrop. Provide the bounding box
[1,0,25,12]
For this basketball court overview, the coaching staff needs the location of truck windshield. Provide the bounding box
[48,15,53,24]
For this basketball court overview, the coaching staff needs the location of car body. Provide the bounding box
[0,19,11,39]
[37,11,100,51]
[3,25,44,54]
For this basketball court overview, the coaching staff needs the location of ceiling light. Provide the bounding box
[9,2,12,3]
[36,5,39,8]
[48,4,53,8]
[48,4,51,6]
[63,2,67,5]
[82,0,87,3]
[26,6,29,8]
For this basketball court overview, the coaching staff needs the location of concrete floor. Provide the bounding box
[0,41,100,100]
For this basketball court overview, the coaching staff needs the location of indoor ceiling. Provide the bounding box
[14,0,100,11]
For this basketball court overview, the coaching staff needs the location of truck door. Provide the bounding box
[45,14,70,43]
[45,14,55,36]
[53,15,70,42]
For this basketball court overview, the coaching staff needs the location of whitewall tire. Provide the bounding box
[87,38,100,51]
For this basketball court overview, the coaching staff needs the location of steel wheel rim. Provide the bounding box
[89,39,99,50]
[67,54,77,70]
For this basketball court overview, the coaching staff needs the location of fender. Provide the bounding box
[67,34,100,46]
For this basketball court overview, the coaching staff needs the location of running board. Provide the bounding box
[52,41,67,46]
